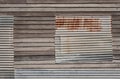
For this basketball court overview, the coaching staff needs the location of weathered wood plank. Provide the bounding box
[15,61,55,65]
[15,63,120,69]
[15,55,54,60]
[26,0,120,4]
[14,34,54,38]
[14,38,54,43]
[0,12,54,17]
[0,8,120,12]
[1,4,120,8]
[14,20,54,25]
[15,69,120,79]
[112,21,120,24]
[14,42,54,47]
[14,30,55,34]
[15,51,54,56]
[14,47,54,52]
[0,12,115,16]
[14,25,55,30]
[15,16,55,21]
[0,0,26,3]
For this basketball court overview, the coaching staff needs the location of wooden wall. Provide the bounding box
[0,16,14,79]
[0,0,120,79]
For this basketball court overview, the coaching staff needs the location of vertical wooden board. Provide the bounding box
[0,16,14,79]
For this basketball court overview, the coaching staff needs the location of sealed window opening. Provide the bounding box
[55,16,113,63]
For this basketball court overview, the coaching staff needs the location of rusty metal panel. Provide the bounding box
[55,16,112,63]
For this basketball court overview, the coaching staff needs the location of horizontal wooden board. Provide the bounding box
[15,63,120,69]
[15,16,55,21]
[15,69,120,79]
[15,55,55,61]
[14,38,54,43]
[15,47,54,51]
[0,0,26,4]
[1,4,120,8]
[14,42,54,47]
[14,25,55,30]
[14,20,54,25]
[0,8,120,12]
[15,61,55,65]
[26,0,120,4]
[14,30,55,34]
[14,34,54,38]
[15,51,55,56]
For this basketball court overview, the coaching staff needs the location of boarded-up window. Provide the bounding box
[55,16,112,63]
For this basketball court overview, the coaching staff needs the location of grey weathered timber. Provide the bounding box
[1,0,120,4]
[1,4,120,8]
[26,0,120,4]
[15,69,120,79]
[0,8,120,12]
[0,16,14,79]
[0,0,119,78]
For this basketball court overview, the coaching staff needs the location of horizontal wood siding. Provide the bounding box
[15,69,120,79]
[0,16,14,79]
[12,12,120,69]
[0,0,120,79]
[13,13,55,70]
[1,0,120,4]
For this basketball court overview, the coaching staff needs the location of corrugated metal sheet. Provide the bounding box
[0,16,14,79]
[15,69,120,79]
[55,16,113,63]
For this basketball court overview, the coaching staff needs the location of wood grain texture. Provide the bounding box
[15,69,120,79]
[0,16,14,79]
[0,0,26,4]
[12,12,120,68]
[0,8,119,12]
[112,15,120,61]
[0,1,119,79]
[0,0,118,78]
[15,63,120,69]
[1,4,120,8]
[26,0,120,4]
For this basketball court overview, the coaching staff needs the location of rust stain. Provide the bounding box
[84,18,101,32]
[56,17,101,32]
